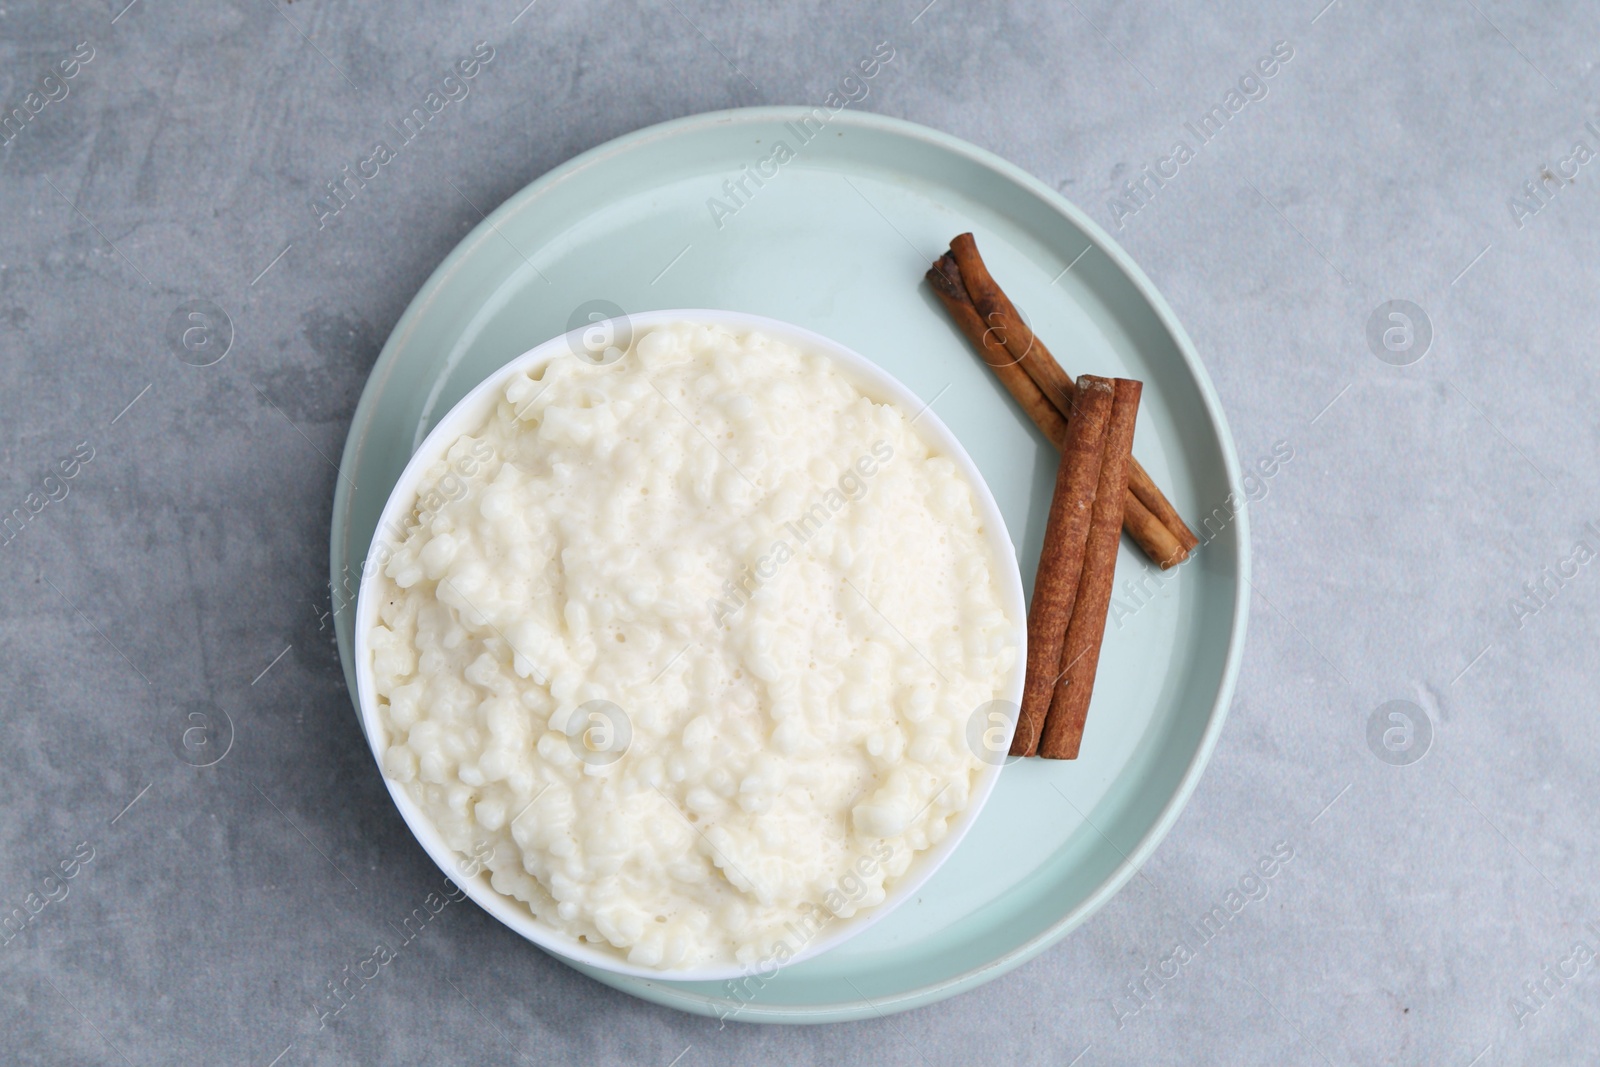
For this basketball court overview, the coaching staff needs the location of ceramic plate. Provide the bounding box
[331,106,1249,1023]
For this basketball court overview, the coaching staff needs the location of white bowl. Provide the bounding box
[353,310,1027,981]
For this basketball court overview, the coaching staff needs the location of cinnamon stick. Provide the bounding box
[928,257,1186,568]
[1039,377,1142,760]
[1131,462,1196,551]
[1121,491,1183,571]
[949,233,1078,411]
[927,259,1068,442]
[945,235,1199,555]
[1012,377,1113,757]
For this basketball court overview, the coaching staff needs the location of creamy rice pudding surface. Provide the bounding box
[369,321,1016,969]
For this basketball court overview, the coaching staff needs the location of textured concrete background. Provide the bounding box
[2,0,1598,1063]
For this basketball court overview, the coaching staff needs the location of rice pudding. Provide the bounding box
[367,320,1017,969]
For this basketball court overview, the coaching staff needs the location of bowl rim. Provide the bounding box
[351,308,1028,983]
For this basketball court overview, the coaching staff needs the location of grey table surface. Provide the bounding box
[3,0,1598,1063]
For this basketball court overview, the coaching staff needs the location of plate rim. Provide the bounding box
[331,104,1250,1024]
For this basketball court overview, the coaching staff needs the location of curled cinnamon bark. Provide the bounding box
[1120,491,1183,571]
[1039,377,1142,760]
[1012,377,1114,756]
[942,235,1199,558]
[949,233,1078,412]
[927,256,1186,568]
[927,258,1069,444]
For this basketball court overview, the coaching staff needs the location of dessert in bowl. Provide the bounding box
[354,310,1025,981]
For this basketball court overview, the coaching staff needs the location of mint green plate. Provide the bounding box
[332,107,1248,1024]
